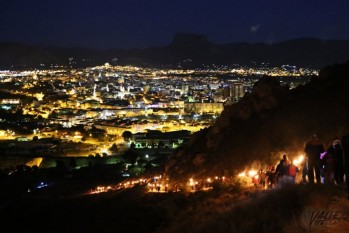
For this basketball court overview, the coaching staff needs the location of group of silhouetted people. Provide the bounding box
[303,133,349,188]
[260,133,349,190]
[275,155,299,184]
[304,134,324,184]
[261,155,299,188]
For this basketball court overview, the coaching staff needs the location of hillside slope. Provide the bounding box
[165,61,349,180]
[1,184,348,233]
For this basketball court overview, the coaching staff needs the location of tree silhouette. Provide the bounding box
[69,158,77,169]
[122,149,139,165]
[158,141,165,148]
[109,143,118,154]
[122,131,132,142]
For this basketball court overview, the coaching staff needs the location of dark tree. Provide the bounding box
[122,150,139,165]
[69,158,77,169]
[122,131,132,142]
[144,162,153,171]
[109,143,118,153]
[158,141,165,148]
[55,159,66,170]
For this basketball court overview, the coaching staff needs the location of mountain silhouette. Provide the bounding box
[1,34,349,69]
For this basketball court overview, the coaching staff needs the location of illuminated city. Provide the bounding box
[1,0,349,232]
[0,64,314,166]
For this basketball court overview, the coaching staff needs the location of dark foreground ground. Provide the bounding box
[1,182,349,233]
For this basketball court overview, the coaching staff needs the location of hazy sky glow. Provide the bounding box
[1,0,349,48]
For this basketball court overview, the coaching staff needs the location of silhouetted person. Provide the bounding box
[304,134,324,184]
[301,156,309,183]
[327,139,344,184]
[266,165,277,188]
[276,155,290,179]
[258,169,267,188]
[287,161,300,183]
[322,147,336,184]
[341,134,349,189]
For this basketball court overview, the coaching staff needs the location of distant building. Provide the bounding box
[0,99,20,104]
[16,137,29,142]
[230,82,244,102]
[184,102,223,114]
[132,130,191,149]
[181,84,189,95]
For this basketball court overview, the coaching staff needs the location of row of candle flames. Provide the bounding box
[89,155,305,195]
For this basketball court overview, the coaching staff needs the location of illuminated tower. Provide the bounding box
[230,82,244,103]
[93,84,97,99]
[181,84,189,95]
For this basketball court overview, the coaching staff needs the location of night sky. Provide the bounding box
[1,0,349,49]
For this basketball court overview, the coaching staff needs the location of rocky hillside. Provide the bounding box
[165,61,349,180]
